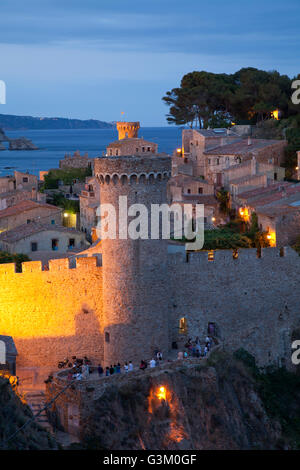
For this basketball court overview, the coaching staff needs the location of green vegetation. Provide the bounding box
[234,348,300,449]
[43,167,92,190]
[51,193,80,213]
[292,235,300,255]
[0,251,30,272]
[202,228,252,250]
[172,212,271,250]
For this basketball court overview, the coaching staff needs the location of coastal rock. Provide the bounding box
[9,137,38,150]
[0,127,9,142]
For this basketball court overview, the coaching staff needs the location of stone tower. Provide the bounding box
[116,121,140,140]
[94,155,172,366]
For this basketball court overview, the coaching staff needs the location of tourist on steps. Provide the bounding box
[98,364,103,377]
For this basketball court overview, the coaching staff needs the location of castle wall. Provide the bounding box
[168,247,300,367]
[0,256,104,372]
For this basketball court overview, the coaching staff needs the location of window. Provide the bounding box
[142,147,145,152]
[216,158,220,165]
[52,239,59,251]
[147,147,151,152]
[51,219,55,225]
[27,219,31,224]
[109,149,112,156]
[115,150,119,156]
[69,238,75,248]
[198,187,203,194]
[208,159,211,165]
[136,148,139,152]
[274,172,277,181]
[31,242,38,252]
[179,317,187,334]
[22,177,28,183]
[187,189,191,194]
[105,332,110,343]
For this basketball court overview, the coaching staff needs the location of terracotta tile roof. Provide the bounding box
[169,175,211,186]
[0,222,82,244]
[236,182,292,201]
[204,138,285,156]
[241,184,300,208]
[0,200,60,219]
[180,195,218,206]
[256,205,300,217]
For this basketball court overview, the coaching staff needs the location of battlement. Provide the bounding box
[94,155,171,183]
[116,121,140,140]
[0,254,102,277]
[167,246,299,266]
[96,170,171,186]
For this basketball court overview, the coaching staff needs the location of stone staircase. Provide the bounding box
[25,391,52,433]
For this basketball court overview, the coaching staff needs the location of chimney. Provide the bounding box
[248,137,252,146]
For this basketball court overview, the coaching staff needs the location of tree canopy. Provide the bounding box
[162,68,298,128]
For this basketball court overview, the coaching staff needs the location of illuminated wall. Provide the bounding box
[0,256,103,369]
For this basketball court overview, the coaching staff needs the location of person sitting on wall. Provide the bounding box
[109,365,114,375]
[140,360,147,370]
[124,362,129,373]
[157,351,163,361]
[177,351,183,360]
[128,361,133,372]
[116,363,121,373]
[105,367,110,376]
[97,364,103,377]
[149,358,156,368]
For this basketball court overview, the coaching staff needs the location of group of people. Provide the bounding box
[97,361,134,377]
[67,356,92,381]
[96,351,164,378]
[179,336,213,359]
[64,340,212,382]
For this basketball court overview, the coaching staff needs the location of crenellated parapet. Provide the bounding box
[0,255,102,278]
[168,246,299,266]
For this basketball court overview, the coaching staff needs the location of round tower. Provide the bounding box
[116,121,140,140]
[94,155,171,366]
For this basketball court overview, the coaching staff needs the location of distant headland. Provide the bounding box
[0,113,114,130]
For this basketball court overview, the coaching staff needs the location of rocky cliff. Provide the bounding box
[0,377,57,450]
[8,137,38,150]
[0,127,38,150]
[71,350,291,450]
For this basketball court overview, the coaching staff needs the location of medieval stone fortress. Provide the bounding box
[0,118,300,448]
[0,120,300,390]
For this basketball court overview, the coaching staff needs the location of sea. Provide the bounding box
[0,127,183,177]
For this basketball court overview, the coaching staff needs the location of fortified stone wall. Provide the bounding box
[168,246,300,367]
[0,256,103,371]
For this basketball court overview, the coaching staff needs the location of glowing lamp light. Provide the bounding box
[267,234,272,240]
[157,386,167,401]
[240,210,244,216]
[296,167,299,170]
[64,213,68,218]
[176,148,182,153]
[212,217,216,222]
